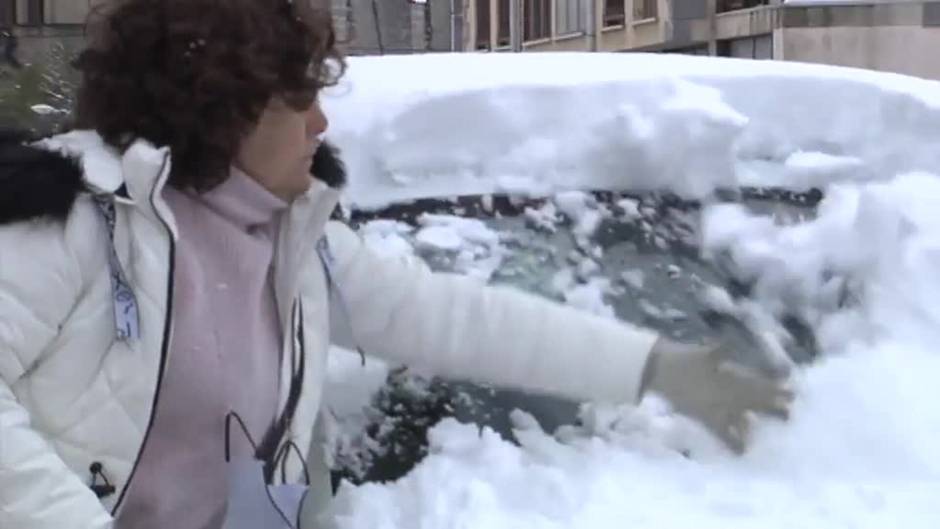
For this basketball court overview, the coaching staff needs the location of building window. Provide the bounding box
[23,0,43,26]
[634,0,657,20]
[716,34,772,59]
[524,0,550,41]
[716,0,770,14]
[556,0,585,36]
[498,0,511,46]
[604,0,625,27]
[476,0,491,49]
[0,0,15,27]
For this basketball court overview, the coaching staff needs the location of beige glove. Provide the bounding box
[640,338,795,454]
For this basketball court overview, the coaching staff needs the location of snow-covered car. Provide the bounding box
[329,183,822,484]
[3,50,938,527]
[319,54,940,527]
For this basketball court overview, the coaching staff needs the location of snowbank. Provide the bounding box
[321,54,940,528]
[322,53,940,209]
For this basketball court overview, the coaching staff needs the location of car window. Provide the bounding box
[335,188,820,485]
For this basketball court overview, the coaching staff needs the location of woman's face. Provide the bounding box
[235,97,329,201]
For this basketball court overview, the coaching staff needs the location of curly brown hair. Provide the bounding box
[73,0,345,191]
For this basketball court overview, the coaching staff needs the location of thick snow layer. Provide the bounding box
[322,54,940,528]
[699,174,940,478]
[322,53,940,209]
[328,175,940,529]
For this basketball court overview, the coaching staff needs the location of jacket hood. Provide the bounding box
[0,128,85,224]
[311,141,346,190]
[0,128,348,225]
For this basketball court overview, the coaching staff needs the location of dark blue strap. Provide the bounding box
[93,195,140,342]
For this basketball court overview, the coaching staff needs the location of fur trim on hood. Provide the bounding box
[0,128,347,225]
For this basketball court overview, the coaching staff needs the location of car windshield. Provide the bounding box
[333,187,821,483]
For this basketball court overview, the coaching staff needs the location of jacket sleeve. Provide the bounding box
[0,215,113,529]
[324,221,659,404]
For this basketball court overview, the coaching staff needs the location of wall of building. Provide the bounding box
[45,0,92,25]
[7,0,453,70]
[471,0,715,53]
[512,0,679,52]
[331,0,455,54]
[718,32,772,58]
[669,0,710,49]
[462,0,940,82]
[340,0,418,54]
[775,2,940,79]
[632,18,667,47]
[523,33,593,51]
[780,25,940,79]
[13,0,27,24]
[598,26,627,50]
[429,0,460,51]
[714,5,774,40]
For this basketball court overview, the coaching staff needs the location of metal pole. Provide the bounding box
[371,0,385,54]
[510,0,521,51]
[450,0,456,51]
[587,0,598,51]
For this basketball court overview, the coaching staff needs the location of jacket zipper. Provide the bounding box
[261,298,305,482]
[264,224,306,478]
[110,155,176,516]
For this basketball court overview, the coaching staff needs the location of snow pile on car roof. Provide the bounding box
[323,53,940,209]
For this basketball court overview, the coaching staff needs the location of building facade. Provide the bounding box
[4,1,938,78]
[1,0,97,66]
[463,0,940,80]
[0,0,461,67]
[328,0,462,55]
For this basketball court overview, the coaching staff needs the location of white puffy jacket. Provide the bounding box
[0,130,658,529]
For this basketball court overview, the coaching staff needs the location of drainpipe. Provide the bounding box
[707,0,718,55]
[510,0,522,51]
[371,0,385,54]
[586,0,598,51]
[450,0,457,50]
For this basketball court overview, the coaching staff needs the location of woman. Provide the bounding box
[0,1,793,528]
[1,27,22,69]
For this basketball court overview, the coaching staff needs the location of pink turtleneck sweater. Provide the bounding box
[115,169,288,529]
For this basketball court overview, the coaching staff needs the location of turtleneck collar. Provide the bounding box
[198,166,288,232]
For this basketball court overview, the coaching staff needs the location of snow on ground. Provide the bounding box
[320,54,940,528]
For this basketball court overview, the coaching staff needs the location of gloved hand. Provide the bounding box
[639,337,795,454]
